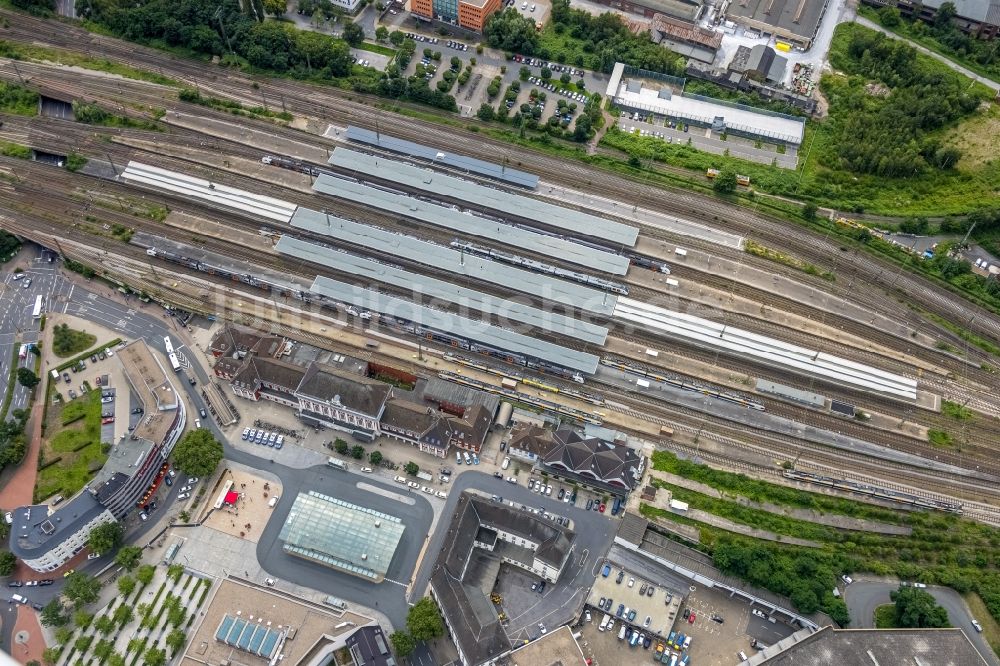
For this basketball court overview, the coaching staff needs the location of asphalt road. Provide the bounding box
[845,581,999,666]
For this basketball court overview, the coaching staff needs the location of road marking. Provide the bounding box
[383,577,408,587]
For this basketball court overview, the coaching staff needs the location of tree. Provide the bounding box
[107,654,126,666]
[73,610,94,629]
[16,367,39,389]
[576,78,586,90]
[94,614,117,635]
[350,445,365,459]
[87,521,124,555]
[42,647,61,666]
[172,428,224,476]
[389,30,405,46]
[713,168,737,194]
[63,572,101,608]
[802,202,818,221]
[343,22,365,46]
[560,72,571,85]
[74,635,93,653]
[878,5,902,26]
[116,546,143,572]
[144,647,167,666]
[890,586,950,628]
[390,630,416,657]
[406,597,445,641]
[136,564,156,587]
[334,438,350,455]
[166,629,187,655]
[93,638,115,661]
[113,603,134,628]
[572,114,592,142]
[540,67,552,80]
[483,9,539,53]
[369,450,383,465]
[477,103,495,121]
[167,563,185,583]
[0,550,16,575]
[519,66,531,80]
[262,0,286,15]
[404,461,419,476]
[375,25,389,41]
[40,599,68,627]
[934,1,957,27]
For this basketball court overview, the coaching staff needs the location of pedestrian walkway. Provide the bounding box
[855,16,999,92]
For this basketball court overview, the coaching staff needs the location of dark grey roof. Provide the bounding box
[345,126,539,189]
[760,627,988,665]
[381,400,452,450]
[329,148,638,247]
[509,424,560,458]
[274,235,608,346]
[544,429,645,491]
[466,495,574,569]
[919,0,1000,24]
[309,276,600,375]
[344,625,396,666]
[94,472,129,505]
[447,404,493,448]
[312,175,630,276]
[725,0,829,43]
[234,357,306,393]
[430,568,512,666]
[295,362,391,417]
[289,207,618,316]
[9,494,108,560]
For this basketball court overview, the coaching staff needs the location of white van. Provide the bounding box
[268,496,279,508]
[456,451,462,465]
[194,419,201,429]
[738,651,748,662]
[617,625,627,641]
[11,594,27,604]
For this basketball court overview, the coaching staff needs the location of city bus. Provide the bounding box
[327,457,347,471]
[168,352,181,372]
[31,295,43,319]
[164,336,174,354]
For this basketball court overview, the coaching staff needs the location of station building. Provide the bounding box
[209,325,494,454]
[11,340,186,572]
[508,425,646,498]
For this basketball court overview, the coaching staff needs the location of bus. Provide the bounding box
[31,295,43,319]
[164,336,174,354]
[168,353,181,372]
[327,457,347,471]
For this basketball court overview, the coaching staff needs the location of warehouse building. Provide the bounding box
[728,44,788,84]
[591,0,704,21]
[721,0,832,48]
[650,14,723,63]
[862,0,999,38]
[606,62,806,146]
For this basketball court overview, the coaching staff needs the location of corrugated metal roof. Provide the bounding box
[290,207,618,316]
[312,174,631,276]
[275,235,608,345]
[329,148,639,247]
[310,276,600,374]
[345,126,539,188]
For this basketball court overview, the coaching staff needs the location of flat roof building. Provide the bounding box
[344,126,539,188]
[274,235,608,346]
[863,0,1000,38]
[289,207,619,316]
[722,0,832,48]
[606,63,806,145]
[328,148,639,247]
[8,495,114,573]
[278,491,405,582]
[311,175,631,275]
[753,626,989,665]
[310,276,601,375]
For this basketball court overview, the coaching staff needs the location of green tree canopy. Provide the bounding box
[483,9,539,54]
[63,572,102,608]
[389,30,404,46]
[144,647,167,666]
[87,520,124,555]
[40,599,68,627]
[713,168,738,194]
[0,550,16,575]
[369,450,383,465]
[136,564,156,587]
[476,103,495,121]
[16,367,39,389]
[115,546,143,571]
[166,628,188,655]
[406,597,445,641]
[890,586,950,628]
[172,428,224,476]
[404,461,419,476]
[343,22,365,46]
[389,630,416,657]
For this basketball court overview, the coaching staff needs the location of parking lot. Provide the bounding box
[587,563,683,642]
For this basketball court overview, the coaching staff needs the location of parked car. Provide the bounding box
[599,503,606,513]
[616,570,624,584]
[586,499,594,510]
[177,493,190,500]
[602,564,611,577]
[187,477,199,484]
[62,372,70,383]
[7,581,22,588]
[501,456,510,470]
[164,475,173,487]
[38,580,53,586]
[90,354,98,363]
[689,611,696,623]
[407,481,419,489]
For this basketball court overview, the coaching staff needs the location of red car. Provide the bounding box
[101,417,114,425]
[689,612,696,624]
[598,503,606,513]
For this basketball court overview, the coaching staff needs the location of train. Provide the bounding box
[443,353,606,406]
[140,245,316,301]
[782,469,964,515]
[449,240,630,295]
[600,357,766,411]
[437,371,603,425]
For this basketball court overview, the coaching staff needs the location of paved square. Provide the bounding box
[199,469,282,544]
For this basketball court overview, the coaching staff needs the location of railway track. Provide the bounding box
[3,9,1000,354]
